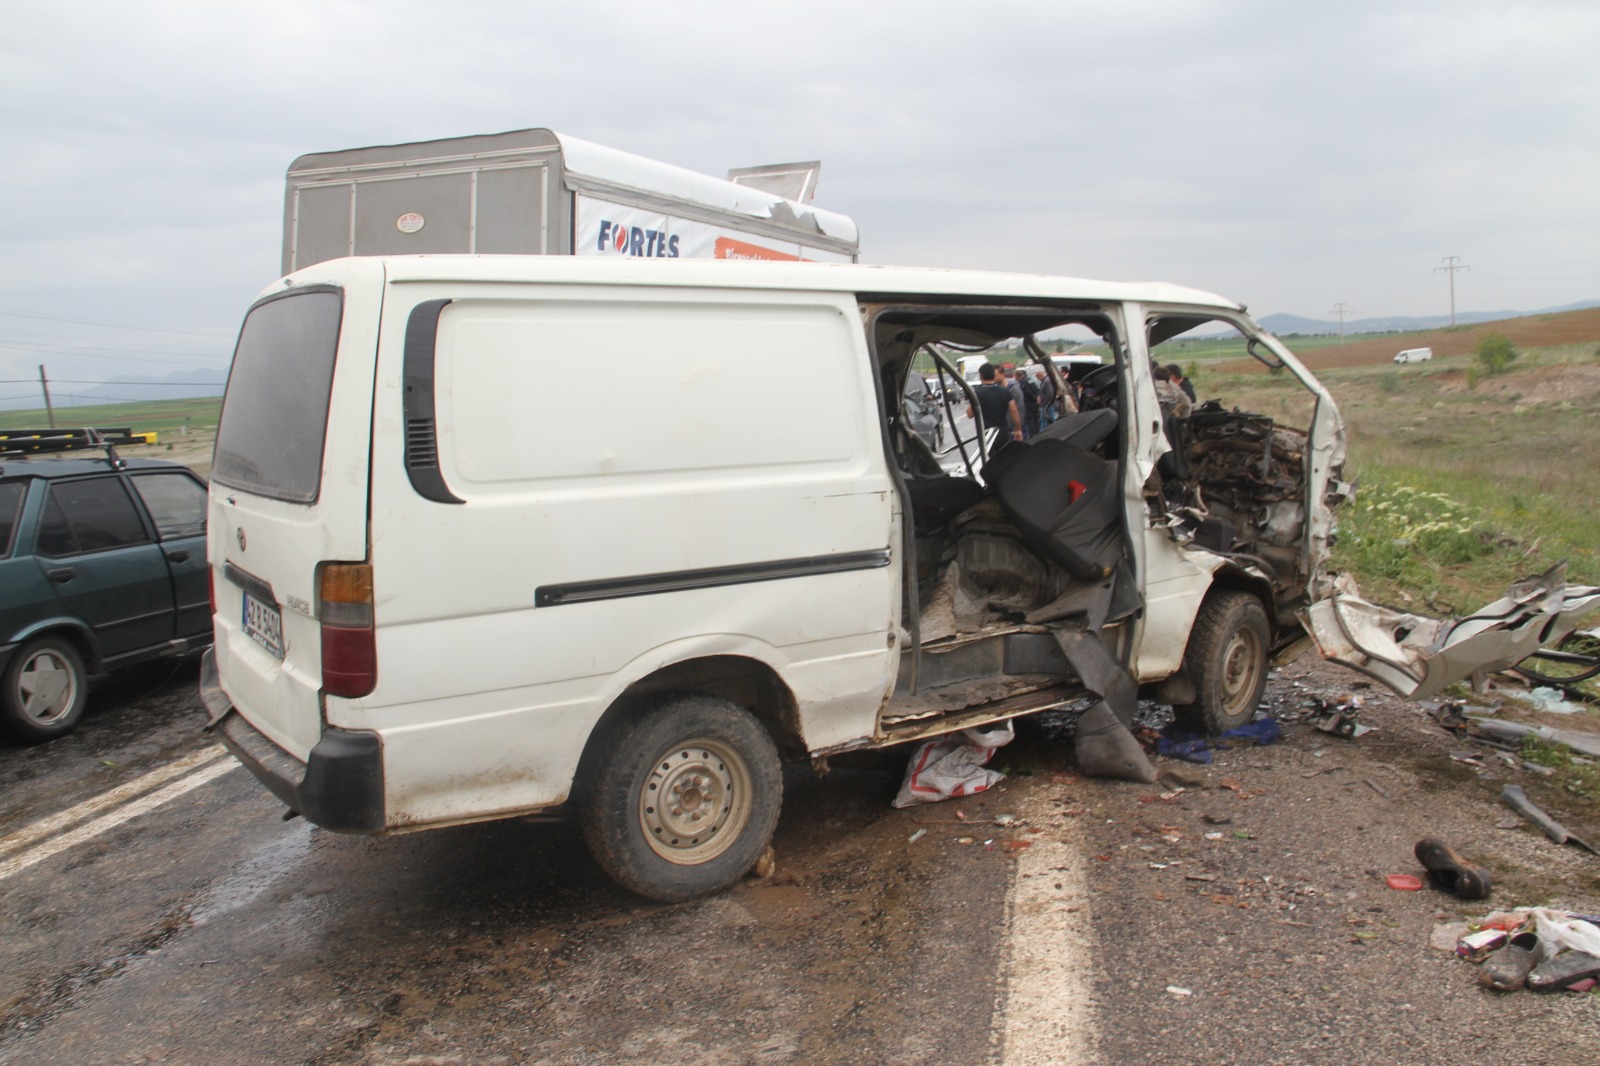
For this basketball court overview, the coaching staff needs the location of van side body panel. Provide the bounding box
[341,281,898,826]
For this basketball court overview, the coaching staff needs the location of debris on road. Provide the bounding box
[1471,718,1600,760]
[1154,719,1282,764]
[1414,837,1493,900]
[1500,784,1599,854]
[1446,907,1600,993]
[1524,687,1586,715]
[892,722,1014,807]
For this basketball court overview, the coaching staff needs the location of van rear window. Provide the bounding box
[213,288,343,503]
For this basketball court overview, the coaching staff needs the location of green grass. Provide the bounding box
[0,397,221,439]
[1198,345,1600,617]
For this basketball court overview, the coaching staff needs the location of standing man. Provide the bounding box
[968,362,1022,459]
[1034,367,1057,431]
[1167,364,1197,404]
[1002,364,1029,439]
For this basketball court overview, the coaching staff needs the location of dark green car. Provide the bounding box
[0,453,211,742]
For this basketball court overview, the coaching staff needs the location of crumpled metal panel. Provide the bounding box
[1301,564,1600,699]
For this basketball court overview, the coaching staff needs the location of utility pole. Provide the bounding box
[1435,255,1470,327]
[38,365,56,429]
[1330,302,1351,344]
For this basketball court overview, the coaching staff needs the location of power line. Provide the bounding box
[0,306,234,338]
[1329,302,1351,343]
[0,379,219,387]
[1435,255,1470,327]
[0,342,226,367]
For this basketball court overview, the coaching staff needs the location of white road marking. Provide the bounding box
[997,789,1100,1065]
[0,757,239,883]
[0,745,229,862]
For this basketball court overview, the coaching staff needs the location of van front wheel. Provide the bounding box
[581,695,782,902]
[1173,591,1270,736]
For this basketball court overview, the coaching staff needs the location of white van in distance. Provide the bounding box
[203,256,1360,901]
[1393,347,1433,364]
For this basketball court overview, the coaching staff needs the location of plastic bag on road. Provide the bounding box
[1531,908,1600,957]
[893,722,1015,808]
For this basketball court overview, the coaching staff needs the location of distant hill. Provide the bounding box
[1259,299,1600,338]
[1224,305,1600,373]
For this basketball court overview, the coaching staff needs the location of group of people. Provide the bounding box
[965,362,1079,446]
[963,359,1198,453]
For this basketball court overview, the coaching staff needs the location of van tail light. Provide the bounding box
[319,562,376,698]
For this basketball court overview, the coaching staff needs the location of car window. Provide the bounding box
[130,472,207,539]
[0,481,22,558]
[35,477,151,557]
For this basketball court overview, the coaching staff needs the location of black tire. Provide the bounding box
[2,636,89,743]
[580,694,782,902]
[1173,591,1270,736]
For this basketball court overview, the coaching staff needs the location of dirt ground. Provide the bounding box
[987,652,1600,1064]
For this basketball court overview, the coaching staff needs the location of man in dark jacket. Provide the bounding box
[967,362,1022,459]
[1166,364,1197,403]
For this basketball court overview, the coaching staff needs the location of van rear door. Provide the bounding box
[208,259,384,760]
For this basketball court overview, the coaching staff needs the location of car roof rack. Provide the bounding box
[0,427,153,467]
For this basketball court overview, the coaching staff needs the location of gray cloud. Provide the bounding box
[2,0,1596,393]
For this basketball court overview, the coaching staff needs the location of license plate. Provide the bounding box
[242,592,284,659]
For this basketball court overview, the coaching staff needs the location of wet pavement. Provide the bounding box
[0,665,1013,1064]
[4,657,1600,1064]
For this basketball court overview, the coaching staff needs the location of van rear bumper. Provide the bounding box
[203,653,385,832]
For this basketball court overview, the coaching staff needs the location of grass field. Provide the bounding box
[1198,341,1600,616]
[0,397,221,437]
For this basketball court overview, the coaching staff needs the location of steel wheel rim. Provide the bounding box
[638,737,752,865]
[18,649,77,726]
[1218,626,1264,718]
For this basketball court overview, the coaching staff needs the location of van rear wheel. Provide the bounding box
[1173,591,1270,736]
[580,695,782,902]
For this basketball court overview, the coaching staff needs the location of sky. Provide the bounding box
[2,0,1597,406]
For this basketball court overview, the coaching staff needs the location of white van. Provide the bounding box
[1394,347,1433,364]
[203,256,1358,900]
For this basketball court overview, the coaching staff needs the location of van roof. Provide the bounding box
[309,255,1244,312]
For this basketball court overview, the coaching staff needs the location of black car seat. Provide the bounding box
[1033,408,1117,453]
[904,475,989,532]
[987,437,1125,581]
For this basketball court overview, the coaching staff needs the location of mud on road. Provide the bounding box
[2,653,1599,1064]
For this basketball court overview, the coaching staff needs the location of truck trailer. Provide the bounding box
[282,128,859,274]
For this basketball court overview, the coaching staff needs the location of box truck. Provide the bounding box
[282,128,859,275]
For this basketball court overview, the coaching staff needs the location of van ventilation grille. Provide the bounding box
[402,298,464,504]
[405,419,439,469]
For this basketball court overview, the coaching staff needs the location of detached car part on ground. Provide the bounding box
[0,430,211,742]
[199,257,1591,903]
[1303,563,1600,700]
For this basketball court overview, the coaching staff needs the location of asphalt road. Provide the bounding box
[4,657,1599,1065]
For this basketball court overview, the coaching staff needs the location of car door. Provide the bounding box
[128,470,210,641]
[32,474,177,660]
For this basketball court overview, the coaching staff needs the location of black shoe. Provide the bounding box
[1414,837,1492,900]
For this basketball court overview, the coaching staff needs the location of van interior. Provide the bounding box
[866,302,1319,741]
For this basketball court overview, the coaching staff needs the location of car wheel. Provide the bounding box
[2,636,89,743]
[1173,591,1270,736]
[580,694,782,902]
